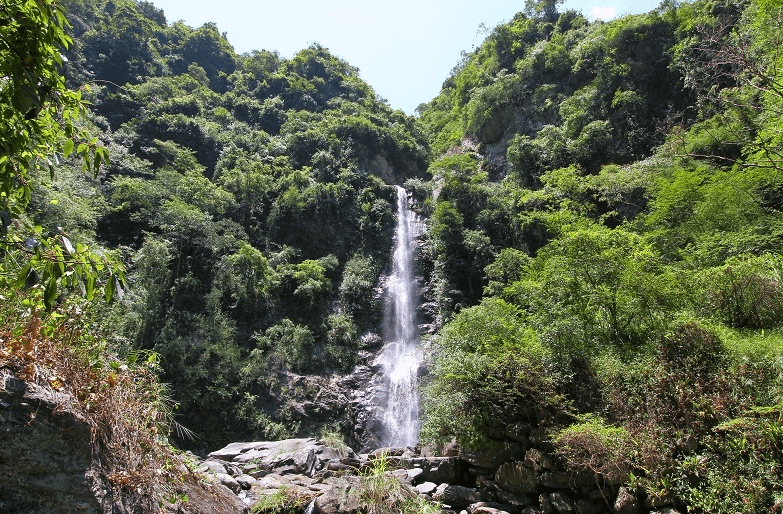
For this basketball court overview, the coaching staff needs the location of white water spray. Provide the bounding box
[375,186,422,448]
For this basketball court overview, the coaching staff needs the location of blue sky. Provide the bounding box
[149,0,662,114]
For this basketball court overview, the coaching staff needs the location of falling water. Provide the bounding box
[375,185,422,448]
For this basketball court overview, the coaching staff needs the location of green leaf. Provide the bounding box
[105,272,116,302]
[85,274,96,301]
[44,276,57,311]
[63,139,74,157]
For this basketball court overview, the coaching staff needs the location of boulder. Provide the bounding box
[406,467,424,482]
[208,438,350,478]
[550,492,574,514]
[199,460,228,475]
[433,483,484,508]
[235,474,256,489]
[407,456,464,484]
[312,476,364,514]
[496,489,534,506]
[614,487,640,514]
[215,472,241,493]
[462,440,526,469]
[496,461,537,495]
[467,503,513,514]
[538,471,572,489]
[416,482,438,495]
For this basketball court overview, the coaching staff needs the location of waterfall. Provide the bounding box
[374,185,422,448]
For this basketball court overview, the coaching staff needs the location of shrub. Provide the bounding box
[700,254,783,329]
[657,322,726,381]
[357,452,441,514]
[675,407,783,514]
[552,414,637,487]
[251,486,314,514]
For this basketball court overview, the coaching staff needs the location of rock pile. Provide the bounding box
[200,438,685,514]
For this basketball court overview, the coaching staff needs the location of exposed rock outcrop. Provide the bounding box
[0,368,246,514]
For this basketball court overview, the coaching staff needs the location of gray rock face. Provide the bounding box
[433,483,484,508]
[496,461,537,495]
[199,436,675,514]
[312,476,365,514]
[0,369,246,514]
[416,481,438,495]
[407,456,465,484]
[614,486,641,514]
[208,438,349,478]
[0,371,100,514]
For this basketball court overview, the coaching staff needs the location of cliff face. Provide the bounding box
[0,369,100,513]
[0,368,246,514]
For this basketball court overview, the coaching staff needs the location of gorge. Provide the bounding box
[2,0,783,512]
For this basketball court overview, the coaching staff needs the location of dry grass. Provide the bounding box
[0,309,185,510]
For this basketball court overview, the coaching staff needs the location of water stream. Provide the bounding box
[374,185,423,448]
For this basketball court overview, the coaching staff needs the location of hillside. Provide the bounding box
[417,0,783,513]
[2,0,783,512]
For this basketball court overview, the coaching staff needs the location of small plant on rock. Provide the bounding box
[251,487,314,514]
[354,450,440,514]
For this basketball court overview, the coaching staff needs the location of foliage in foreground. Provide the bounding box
[0,301,190,510]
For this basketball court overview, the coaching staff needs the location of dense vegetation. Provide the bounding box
[3,0,783,511]
[2,0,428,448]
[418,0,783,512]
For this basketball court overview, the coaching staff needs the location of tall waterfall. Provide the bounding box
[374,185,422,448]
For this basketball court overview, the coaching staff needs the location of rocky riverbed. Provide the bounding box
[198,437,685,514]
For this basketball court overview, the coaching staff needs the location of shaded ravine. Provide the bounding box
[372,185,423,448]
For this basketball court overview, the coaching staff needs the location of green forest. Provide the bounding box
[2,0,783,512]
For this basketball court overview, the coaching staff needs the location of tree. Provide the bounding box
[674,0,783,172]
[525,0,564,22]
[0,0,119,310]
[0,0,98,217]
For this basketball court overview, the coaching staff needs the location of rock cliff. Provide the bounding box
[0,368,245,514]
